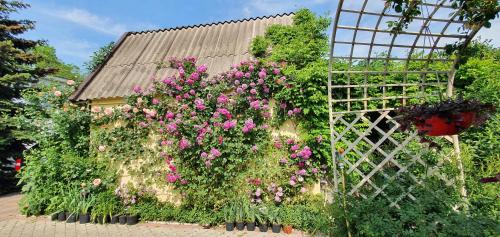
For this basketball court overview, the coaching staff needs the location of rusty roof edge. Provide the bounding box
[69,32,132,101]
[129,12,295,35]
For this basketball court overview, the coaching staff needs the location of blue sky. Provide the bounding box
[14,0,500,72]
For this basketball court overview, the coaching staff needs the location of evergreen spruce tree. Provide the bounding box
[0,0,48,194]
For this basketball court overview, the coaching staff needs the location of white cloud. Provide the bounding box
[476,18,500,47]
[42,8,127,36]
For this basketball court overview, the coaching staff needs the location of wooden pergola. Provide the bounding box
[327,0,484,206]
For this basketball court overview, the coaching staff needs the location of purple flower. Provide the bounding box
[291,144,299,151]
[245,72,251,78]
[250,89,257,95]
[167,173,178,183]
[236,87,243,94]
[249,64,255,71]
[190,72,200,81]
[296,169,307,176]
[273,68,280,75]
[299,146,312,159]
[234,80,240,85]
[217,108,232,119]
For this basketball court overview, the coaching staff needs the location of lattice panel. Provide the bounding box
[331,112,455,207]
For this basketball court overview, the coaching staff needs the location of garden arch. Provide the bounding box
[327,0,484,207]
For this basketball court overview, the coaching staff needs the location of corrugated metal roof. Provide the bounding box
[71,13,294,101]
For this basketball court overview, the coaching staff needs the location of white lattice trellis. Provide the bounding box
[327,0,483,206]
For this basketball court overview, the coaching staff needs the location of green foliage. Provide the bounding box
[84,41,115,73]
[32,45,82,80]
[334,180,499,237]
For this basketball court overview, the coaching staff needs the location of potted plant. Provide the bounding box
[119,215,127,225]
[46,196,63,221]
[126,206,139,225]
[395,98,495,137]
[223,204,235,231]
[268,206,281,233]
[256,206,268,232]
[244,205,256,231]
[78,196,94,224]
[235,202,245,231]
[280,205,298,234]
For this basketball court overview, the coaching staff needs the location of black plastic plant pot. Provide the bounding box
[97,215,109,224]
[119,215,127,225]
[66,213,77,223]
[50,213,58,221]
[127,215,138,225]
[225,222,235,231]
[236,222,245,230]
[110,215,119,224]
[57,212,66,222]
[272,224,281,233]
[246,222,256,231]
[79,213,90,224]
[259,224,268,232]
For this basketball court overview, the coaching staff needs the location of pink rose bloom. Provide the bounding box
[290,153,297,159]
[175,95,182,101]
[241,84,248,90]
[250,100,260,110]
[234,80,240,85]
[223,120,237,130]
[152,98,160,105]
[66,80,75,86]
[249,64,255,71]
[312,168,318,174]
[257,78,264,84]
[236,87,243,94]
[244,72,251,78]
[190,89,196,95]
[201,152,208,158]
[274,196,281,202]
[293,108,301,114]
[178,68,185,77]
[289,180,296,186]
[300,187,307,193]
[279,158,288,164]
[98,145,106,152]
[167,173,178,183]
[92,178,102,187]
[217,108,232,119]
[179,138,191,150]
[180,179,188,185]
[273,68,280,75]
[161,140,168,146]
[190,72,200,81]
[251,145,258,152]
[242,119,256,133]
[274,142,282,149]
[139,122,149,128]
[296,169,307,176]
[54,91,62,97]
[217,94,229,104]
[291,144,299,151]
[258,70,266,79]
[250,89,257,95]
[211,148,222,157]
[300,146,312,159]
[235,71,244,79]
[288,110,294,116]
[194,98,206,110]
[104,107,113,116]
[286,139,294,145]
[133,85,142,93]
[165,111,175,120]
[197,65,207,73]
[122,104,131,113]
[166,123,177,133]
[162,78,172,85]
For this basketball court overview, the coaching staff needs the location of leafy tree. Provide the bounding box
[84,41,115,73]
[0,0,49,194]
[32,45,82,80]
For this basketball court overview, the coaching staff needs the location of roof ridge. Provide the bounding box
[129,12,294,35]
